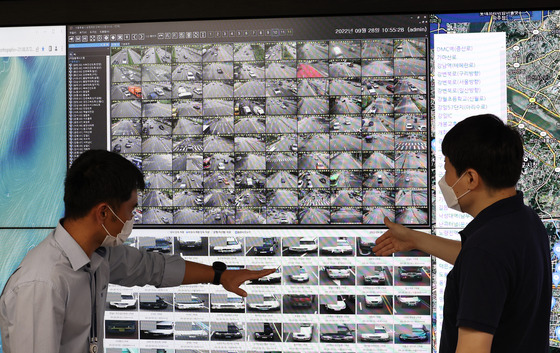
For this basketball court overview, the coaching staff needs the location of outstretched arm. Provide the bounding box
[372,217,462,265]
[183,261,275,297]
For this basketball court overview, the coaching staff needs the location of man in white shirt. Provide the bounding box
[0,149,273,353]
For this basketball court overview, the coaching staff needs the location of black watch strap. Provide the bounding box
[212,261,226,285]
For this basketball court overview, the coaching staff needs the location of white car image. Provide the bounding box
[109,292,137,309]
[325,295,346,312]
[213,237,242,253]
[321,237,353,255]
[288,237,317,253]
[292,323,314,341]
[248,294,281,311]
[360,325,390,342]
[211,294,245,311]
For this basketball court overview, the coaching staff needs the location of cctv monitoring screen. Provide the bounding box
[1,9,560,353]
[67,15,430,227]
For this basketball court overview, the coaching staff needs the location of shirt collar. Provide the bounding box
[53,220,106,272]
[459,191,525,243]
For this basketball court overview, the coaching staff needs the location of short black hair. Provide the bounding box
[441,114,523,189]
[64,150,145,219]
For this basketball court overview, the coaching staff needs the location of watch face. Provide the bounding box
[213,261,227,271]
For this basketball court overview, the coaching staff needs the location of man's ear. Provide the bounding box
[93,203,109,223]
[465,168,480,190]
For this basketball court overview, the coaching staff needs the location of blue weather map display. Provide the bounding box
[0,56,66,227]
[0,55,66,353]
[430,10,560,346]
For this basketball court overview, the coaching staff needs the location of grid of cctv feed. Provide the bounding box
[105,233,431,351]
[109,38,429,227]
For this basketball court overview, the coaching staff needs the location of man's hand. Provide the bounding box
[220,267,276,297]
[372,217,418,256]
[372,217,462,264]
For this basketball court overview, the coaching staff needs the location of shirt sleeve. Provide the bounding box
[455,246,510,334]
[106,245,185,287]
[0,280,65,353]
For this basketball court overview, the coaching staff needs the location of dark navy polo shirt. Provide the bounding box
[440,192,551,352]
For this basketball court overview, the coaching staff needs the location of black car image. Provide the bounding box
[139,295,168,310]
[254,323,275,341]
[320,324,355,343]
[398,266,423,281]
[211,323,243,340]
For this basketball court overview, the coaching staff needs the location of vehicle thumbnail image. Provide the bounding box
[140,321,174,340]
[359,265,392,285]
[283,322,316,342]
[174,293,208,311]
[247,322,282,342]
[105,320,138,339]
[395,324,430,344]
[174,321,209,340]
[248,265,281,284]
[283,294,317,314]
[210,236,243,255]
[246,293,282,312]
[320,265,355,286]
[284,265,318,285]
[139,293,173,311]
[320,236,354,255]
[395,266,430,286]
[245,236,279,256]
[357,236,378,256]
[138,237,173,253]
[107,291,137,310]
[319,323,355,343]
[320,294,355,314]
[394,295,431,315]
[357,295,393,315]
[211,322,244,340]
[175,235,207,255]
[210,293,245,312]
[358,323,392,343]
[282,237,318,256]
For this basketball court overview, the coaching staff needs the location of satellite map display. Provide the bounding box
[430,10,560,346]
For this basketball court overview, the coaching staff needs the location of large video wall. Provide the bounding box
[1,8,560,353]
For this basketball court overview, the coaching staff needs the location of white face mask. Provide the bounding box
[438,172,471,212]
[101,206,134,247]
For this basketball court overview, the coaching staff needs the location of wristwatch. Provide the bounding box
[212,261,227,285]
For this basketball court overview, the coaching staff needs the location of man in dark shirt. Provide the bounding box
[373,114,551,352]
